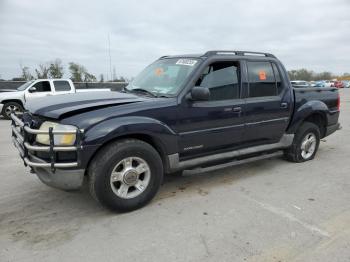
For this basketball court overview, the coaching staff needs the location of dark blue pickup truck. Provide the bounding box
[11,51,340,212]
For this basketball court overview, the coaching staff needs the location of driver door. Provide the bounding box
[25,80,53,101]
[176,60,245,157]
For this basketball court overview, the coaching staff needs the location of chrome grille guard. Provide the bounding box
[11,113,84,171]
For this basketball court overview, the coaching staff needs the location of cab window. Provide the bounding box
[54,81,71,91]
[195,61,240,101]
[247,61,277,97]
[32,81,51,92]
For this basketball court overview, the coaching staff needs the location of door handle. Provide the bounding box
[280,102,288,109]
[233,106,242,113]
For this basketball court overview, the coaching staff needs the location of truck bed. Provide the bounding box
[289,87,340,136]
[294,87,339,110]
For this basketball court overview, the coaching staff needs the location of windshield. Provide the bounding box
[17,81,34,91]
[126,58,199,97]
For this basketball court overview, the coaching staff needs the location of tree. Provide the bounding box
[314,72,333,81]
[99,74,104,82]
[48,59,64,78]
[287,69,335,81]
[112,76,127,82]
[68,62,84,82]
[68,62,96,82]
[21,66,34,80]
[35,64,49,79]
[84,72,97,82]
[12,77,25,81]
[288,69,314,81]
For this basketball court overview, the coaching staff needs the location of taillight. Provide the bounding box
[337,93,340,111]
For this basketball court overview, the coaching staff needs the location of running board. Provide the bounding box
[168,134,294,171]
[184,151,283,174]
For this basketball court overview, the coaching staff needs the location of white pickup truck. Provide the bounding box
[0,79,110,119]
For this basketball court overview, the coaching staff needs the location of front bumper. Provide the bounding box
[11,113,85,190]
[30,154,84,190]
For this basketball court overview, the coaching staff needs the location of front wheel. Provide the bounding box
[88,139,163,212]
[284,122,320,162]
[1,102,23,120]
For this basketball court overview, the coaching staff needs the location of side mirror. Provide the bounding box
[28,86,37,93]
[187,86,210,101]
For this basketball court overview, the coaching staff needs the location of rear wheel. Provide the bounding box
[88,139,163,212]
[284,122,320,162]
[1,102,23,120]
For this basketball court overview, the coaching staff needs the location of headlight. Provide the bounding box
[36,121,77,146]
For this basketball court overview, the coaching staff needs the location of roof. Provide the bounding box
[33,78,71,81]
[160,50,277,59]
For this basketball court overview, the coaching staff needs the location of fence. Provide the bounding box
[0,81,128,91]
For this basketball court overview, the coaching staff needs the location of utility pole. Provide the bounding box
[108,34,112,81]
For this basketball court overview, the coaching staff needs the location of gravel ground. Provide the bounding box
[0,89,349,262]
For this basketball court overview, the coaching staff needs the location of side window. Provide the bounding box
[247,61,276,97]
[32,81,51,92]
[54,81,71,92]
[196,61,240,101]
[272,63,283,94]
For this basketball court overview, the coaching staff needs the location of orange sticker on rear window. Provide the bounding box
[259,71,266,80]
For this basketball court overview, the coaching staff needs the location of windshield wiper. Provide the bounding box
[128,88,157,98]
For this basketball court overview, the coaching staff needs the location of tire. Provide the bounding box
[1,102,23,120]
[284,122,320,163]
[88,139,163,212]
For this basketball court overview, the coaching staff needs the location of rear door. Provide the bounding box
[242,60,291,144]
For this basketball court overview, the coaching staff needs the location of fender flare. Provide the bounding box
[82,116,179,160]
[1,99,25,108]
[287,100,329,134]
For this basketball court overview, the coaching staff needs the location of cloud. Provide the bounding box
[0,0,349,79]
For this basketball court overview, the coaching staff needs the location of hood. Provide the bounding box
[25,91,147,119]
[0,89,17,92]
[0,90,24,101]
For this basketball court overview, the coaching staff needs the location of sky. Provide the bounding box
[0,0,349,80]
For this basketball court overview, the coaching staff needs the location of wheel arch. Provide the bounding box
[287,100,329,138]
[75,116,178,174]
[84,132,176,175]
[288,111,328,138]
[303,113,327,138]
[1,99,24,108]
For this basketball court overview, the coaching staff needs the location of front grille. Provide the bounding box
[11,113,84,171]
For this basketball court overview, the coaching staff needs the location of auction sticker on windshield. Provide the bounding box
[155,68,164,76]
[176,59,198,66]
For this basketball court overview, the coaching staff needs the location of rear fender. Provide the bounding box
[287,100,328,134]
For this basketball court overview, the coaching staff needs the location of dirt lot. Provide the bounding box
[0,90,349,262]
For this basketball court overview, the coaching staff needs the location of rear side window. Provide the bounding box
[54,81,71,91]
[247,61,277,97]
[196,61,240,101]
[32,81,51,92]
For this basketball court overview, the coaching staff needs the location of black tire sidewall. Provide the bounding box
[91,140,163,212]
[294,122,320,162]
